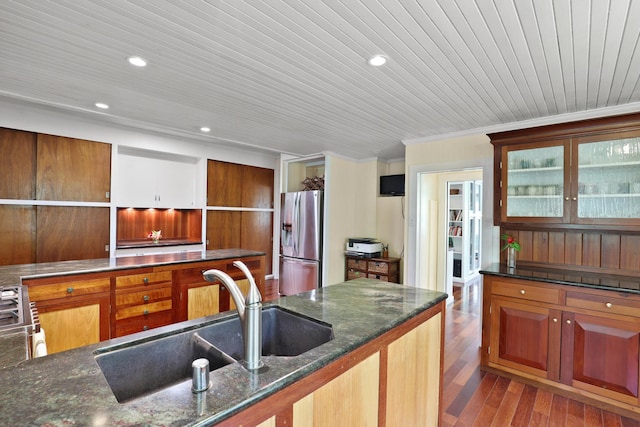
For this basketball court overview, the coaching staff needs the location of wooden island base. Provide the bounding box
[218,302,444,427]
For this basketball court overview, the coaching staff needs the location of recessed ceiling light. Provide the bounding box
[200,127,211,132]
[368,54,388,67]
[127,56,148,67]
[95,102,109,109]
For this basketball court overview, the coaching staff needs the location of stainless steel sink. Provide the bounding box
[196,306,334,360]
[94,330,234,402]
[94,306,333,403]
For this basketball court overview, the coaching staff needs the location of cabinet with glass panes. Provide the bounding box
[493,129,640,226]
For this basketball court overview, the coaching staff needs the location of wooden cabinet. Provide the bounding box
[385,309,442,426]
[0,128,111,265]
[23,274,111,354]
[36,206,110,263]
[113,270,174,337]
[0,128,36,199]
[491,114,640,227]
[23,255,265,353]
[215,300,444,427]
[489,297,562,381]
[482,274,640,414]
[206,160,274,275]
[117,151,196,208]
[36,134,111,202]
[345,256,400,283]
[175,255,266,321]
[293,352,380,426]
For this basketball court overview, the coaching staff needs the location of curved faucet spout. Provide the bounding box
[202,260,263,370]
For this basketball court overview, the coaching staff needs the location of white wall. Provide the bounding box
[404,134,498,289]
[323,154,378,286]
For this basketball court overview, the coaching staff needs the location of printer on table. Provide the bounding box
[345,238,382,258]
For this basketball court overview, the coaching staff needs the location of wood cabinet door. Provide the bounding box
[0,128,36,199]
[499,140,570,224]
[206,210,241,249]
[386,311,442,427]
[292,352,380,427]
[187,283,220,319]
[241,211,273,275]
[36,134,111,202]
[207,160,242,207]
[561,311,640,404]
[37,294,110,354]
[0,205,36,266]
[36,206,110,262]
[241,165,274,208]
[490,298,561,380]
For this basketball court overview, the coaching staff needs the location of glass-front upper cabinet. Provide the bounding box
[573,133,640,225]
[501,141,569,223]
[500,133,640,226]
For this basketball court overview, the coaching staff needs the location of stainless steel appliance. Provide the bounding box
[279,190,323,296]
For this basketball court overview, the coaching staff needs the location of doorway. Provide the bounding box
[408,165,492,294]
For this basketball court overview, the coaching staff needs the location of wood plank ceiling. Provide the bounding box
[2,1,640,160]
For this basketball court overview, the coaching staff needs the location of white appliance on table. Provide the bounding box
[279,191,323,296]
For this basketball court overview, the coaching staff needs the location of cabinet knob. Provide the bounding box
[552,318,558,323]
[143,295,149,302]
[565,196,570,201]
[519,289,525,295]
[67,287,74,293]
[143,309,149,315]
[605,302,613,308]
[572,197,577,201]
[143,277,149,284]
[143,325,149,331]
[566,319,572,325]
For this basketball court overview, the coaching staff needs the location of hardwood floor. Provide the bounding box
[442,282,640,427]
[263,277,640,425]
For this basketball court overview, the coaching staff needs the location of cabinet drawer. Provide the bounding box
[347,270,365,280]
[114,310,173,337]
[368,273,390,281]
[368,261,398,275]
[27,277,110,302]
[491,280,562,305]
[115,286,172,307]
[115,271,172,289]
[177,265,220,285]
[347,258,367,270]
[115,300,172,320]
[566,291,640,318]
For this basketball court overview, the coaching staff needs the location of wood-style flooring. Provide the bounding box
[263,278,640,426]
[442,282,640,427]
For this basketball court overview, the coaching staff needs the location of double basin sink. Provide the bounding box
[94,306,334,403]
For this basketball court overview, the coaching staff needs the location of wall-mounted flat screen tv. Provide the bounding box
[380,174,405,196]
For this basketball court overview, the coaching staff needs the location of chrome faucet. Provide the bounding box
[202,260,263,370]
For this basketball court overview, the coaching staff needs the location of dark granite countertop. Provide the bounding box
[0,279,446,426]
[0,249,265,287]
[480,263,640,294]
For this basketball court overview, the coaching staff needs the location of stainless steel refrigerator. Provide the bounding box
[279,190,323,296]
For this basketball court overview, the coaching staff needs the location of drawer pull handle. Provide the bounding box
[143,325,149,331]
[143,309,149,315]
[143,295,149,302]
[552,318,558,323]
[143,277,149,284]
[605,302,613,308]
[67,287,74,293]
[519,290,525,295]
[566,319,572,325]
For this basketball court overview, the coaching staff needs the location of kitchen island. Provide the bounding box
[0,278,446,426]
[481,263,640,418]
